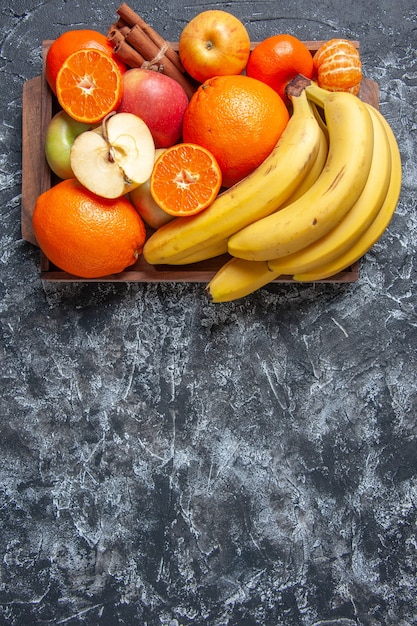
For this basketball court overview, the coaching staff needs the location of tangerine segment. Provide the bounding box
[150,143,222,216]
[56,48,123,124]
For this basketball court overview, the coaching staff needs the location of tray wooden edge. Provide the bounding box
[21,76,42,246]
[22,40,378,284]
[38,255,360,284]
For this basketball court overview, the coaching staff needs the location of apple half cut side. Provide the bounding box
[70,112,155,199]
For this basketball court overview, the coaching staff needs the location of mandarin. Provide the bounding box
[182,75,290,188]
[313,39,362,94]
[32,179,146,278]
[246,34,314,101]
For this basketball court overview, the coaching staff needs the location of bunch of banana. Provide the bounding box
[143,87,325,265]
[207,87,402,302]
[227,82,375,261]
[265,104,391,275]
[293,106,402,282]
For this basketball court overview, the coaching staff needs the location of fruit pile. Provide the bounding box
[32,7,401,296]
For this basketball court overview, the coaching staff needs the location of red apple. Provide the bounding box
[117,68,189,148]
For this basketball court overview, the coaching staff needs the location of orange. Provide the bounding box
[182,75,290,188]
[150,143,222,216]
[313,39,362,94]
[246,34,314,102]
[32,178,146,278]
[45,29,126,95]
[55,48,123,124]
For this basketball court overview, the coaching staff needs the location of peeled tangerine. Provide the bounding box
[314,39,362,95]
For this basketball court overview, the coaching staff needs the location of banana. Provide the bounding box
[309,100,329,144]
[293,105,402,282]
[143,89,323,266]
[267,102,391,275]
[206,258,280,302]
[279,124,328,207]
[168,239,228,265]
[227,82,375,261]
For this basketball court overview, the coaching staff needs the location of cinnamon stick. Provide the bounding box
[108,21,196,99]
[107,26,146,67]
[116,2,184,74]
[114,20,131,37]
[130,25,196,98]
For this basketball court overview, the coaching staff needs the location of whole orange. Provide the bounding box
[45,29,127,94]
[32,179,146,278]
[182,75,290,188]
[246,34,314,102]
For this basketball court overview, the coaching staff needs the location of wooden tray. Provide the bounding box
[21,40,379,283]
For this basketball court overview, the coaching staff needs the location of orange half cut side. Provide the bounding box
[150,143,222,216]
[56,48,123,124]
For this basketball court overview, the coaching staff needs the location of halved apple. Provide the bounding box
[70,112,155,199]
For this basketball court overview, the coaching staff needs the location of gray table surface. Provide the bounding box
[1,0,416,624]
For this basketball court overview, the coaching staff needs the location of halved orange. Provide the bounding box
[150,143,222,216]
[56,48,123,124]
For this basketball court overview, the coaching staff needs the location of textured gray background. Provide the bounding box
[1,0,417,624]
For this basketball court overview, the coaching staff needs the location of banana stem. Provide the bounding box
[285,73,312,99]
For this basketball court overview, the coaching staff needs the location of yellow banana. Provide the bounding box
[143,89,323,266]
[267,102,391,275]
[280,124,328,207]
[206,258,280,303]
[294,105,402,282]
[169,240,228,265]
[309,100,329,144]
[227,83,375,261]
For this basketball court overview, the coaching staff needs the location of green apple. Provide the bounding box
[45,110,93,179]
[129,148,174,230]
[70,112,155,199]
